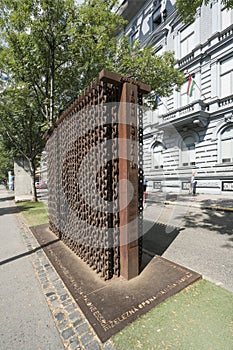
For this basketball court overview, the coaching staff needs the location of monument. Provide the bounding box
[45,70,151,280]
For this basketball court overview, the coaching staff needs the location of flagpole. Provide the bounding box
[186,71,207,100]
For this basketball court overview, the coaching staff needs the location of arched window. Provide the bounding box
[181,136,195,167]
[152,142,164,169]
[220,125,233,163]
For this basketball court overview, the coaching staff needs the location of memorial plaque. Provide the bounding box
[182,181,190,190]
[222,181,233,191]
[153,181,162,190]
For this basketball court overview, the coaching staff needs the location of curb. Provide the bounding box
[16,212,116,350]
[163,200,233,212]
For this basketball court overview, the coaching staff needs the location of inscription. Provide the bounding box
[222,181,233,191]
[182,182,190,190]
[47,247,194,333]
[153,181,162,190]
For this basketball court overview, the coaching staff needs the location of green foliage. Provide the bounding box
[109,37,185,108]
[0,0,125,125]
[0,143,14,182]
[176,0,233,24]
[0,85,46,162]
[0,0,187,171]
[0,0,185,124]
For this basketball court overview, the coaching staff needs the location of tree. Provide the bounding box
[0,85,46,200]
[0,143,14,184]
[109,37,185,109]
[0,0,125,126]
[0,0,125,200]
[0,0,186,200]
[175,0,233,24]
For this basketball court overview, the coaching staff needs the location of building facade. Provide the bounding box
[119,0,233,195]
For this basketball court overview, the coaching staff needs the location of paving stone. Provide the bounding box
[54,285,64,293]
[55,312,65,322]
[61,327,75,340]
[69,311,82,321]
[103,341,116,350]
[50,299,60,308]
[80,332,95,346]
[75,322,90,336]
[65,304,76,313]
[85,341,101,350]
[57,319,69,330]
[62,299,73,307]
[20,222,107,350]
[39,276,48,283]
[69,336,81,349]
[72,317,83,328]
[60,293,69,301]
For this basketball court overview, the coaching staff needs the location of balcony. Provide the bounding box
[117,0,148,22]
[161,100,209,128]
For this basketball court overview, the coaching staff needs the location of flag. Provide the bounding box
[186,76,196,97]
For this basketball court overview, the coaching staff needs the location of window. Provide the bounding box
[180,24,195,57]
[130,24,138,46]
[220,125,233,163]
[181,136,196,167]
[220,57,233,98]
[152,142,164,169]
[221,7,232,30]
[152,7,162,30]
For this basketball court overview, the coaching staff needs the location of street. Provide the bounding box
[37,187,233,292]
[143,202,233,292]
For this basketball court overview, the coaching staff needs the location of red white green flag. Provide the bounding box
[186,76,196,97]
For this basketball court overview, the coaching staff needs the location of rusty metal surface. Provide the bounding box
[30,223,202,342]
[46,70,150,280]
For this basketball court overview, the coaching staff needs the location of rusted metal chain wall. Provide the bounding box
[45,70,150,280]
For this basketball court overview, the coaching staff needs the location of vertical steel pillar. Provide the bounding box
[119,82,139,280]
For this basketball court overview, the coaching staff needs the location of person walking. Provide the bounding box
[190,172,197,196]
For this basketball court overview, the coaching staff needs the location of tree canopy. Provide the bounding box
[176,0,233,24]
[0,0,186,194]
[0,0,126,126]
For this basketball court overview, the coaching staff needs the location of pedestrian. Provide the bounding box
[143,177,148,193]
[143,177,148,209]
[190,172,197,196]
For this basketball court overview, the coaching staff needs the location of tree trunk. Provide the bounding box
[29,159,38,202]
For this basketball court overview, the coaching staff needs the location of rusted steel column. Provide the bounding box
[118,82,139,280]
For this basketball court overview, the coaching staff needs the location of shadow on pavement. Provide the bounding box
[0,203,37,217]
[0,206,19,216]
[0,238,60,266]
[0,195,15,202]
[180,208,233,236]
[141,220,183,271]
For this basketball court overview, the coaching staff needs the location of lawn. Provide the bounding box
[112,279,233,350]
[16,201,49,226]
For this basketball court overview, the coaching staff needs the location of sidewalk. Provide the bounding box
[0,187,63,350]
[146,191,233,211]
[1,185,232,350]
[0,186,115,350]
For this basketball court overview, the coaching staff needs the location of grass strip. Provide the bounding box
[16,201,49,226]
[112,279,233,350]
